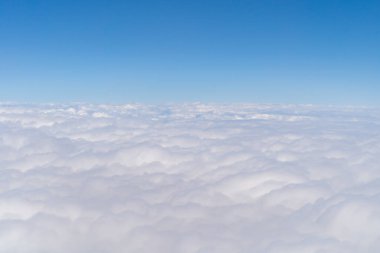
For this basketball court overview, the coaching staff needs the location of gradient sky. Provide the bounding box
[0,0,379,105]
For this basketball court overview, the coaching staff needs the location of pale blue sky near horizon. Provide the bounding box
[0,0,379,105]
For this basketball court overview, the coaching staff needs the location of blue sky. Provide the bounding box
[0,0,379,105]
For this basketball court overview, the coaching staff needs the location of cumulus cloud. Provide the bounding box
[0,102,380,252]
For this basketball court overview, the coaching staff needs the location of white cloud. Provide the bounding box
[0,103,380,252]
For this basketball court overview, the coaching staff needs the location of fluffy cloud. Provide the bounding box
[0,103,379,252]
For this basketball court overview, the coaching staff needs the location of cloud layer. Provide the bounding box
[1,103,380,253]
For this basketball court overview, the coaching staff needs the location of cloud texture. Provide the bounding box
[0,103,380,252]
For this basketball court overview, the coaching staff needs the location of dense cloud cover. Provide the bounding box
[0,103,380,253]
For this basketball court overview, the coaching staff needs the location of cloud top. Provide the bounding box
[1,103,380,252]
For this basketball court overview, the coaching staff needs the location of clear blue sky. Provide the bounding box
[0,0,379,105]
